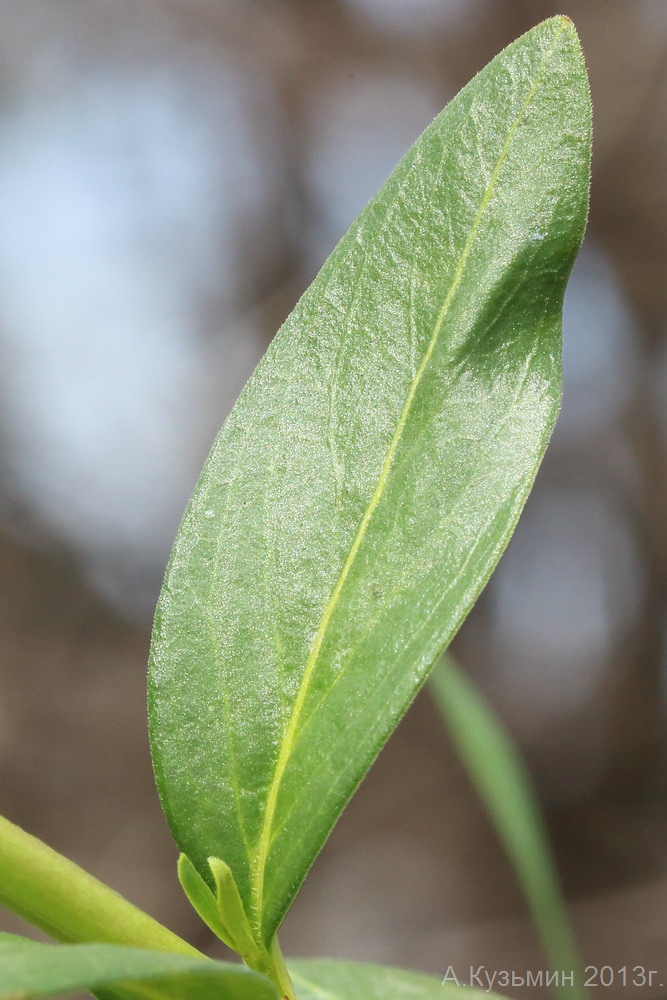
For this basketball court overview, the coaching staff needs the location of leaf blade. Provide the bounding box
[0,938,277,1000]
[149,15,591,949]
[289,960,501,999]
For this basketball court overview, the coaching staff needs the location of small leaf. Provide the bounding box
[177,855,232,950]
[430,656,584,1000]
[208,858,263,963]
[0,938,278,1000]
[149,15,591,951]
[289,960,501,999]
[177,856,294,998]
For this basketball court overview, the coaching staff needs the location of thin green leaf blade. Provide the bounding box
[290,960,501,999]
[176,855,235,952]
[0,938,278,1000]
[430,656,584,1000]
[149,15,591,949]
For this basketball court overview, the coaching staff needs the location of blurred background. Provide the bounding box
[0,1,666,996]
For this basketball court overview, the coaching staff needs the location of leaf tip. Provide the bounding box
[554,13,581,41]
[540,14,578,37]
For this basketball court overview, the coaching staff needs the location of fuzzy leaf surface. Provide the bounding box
[0,937,277,1000]
[149,15,591,948]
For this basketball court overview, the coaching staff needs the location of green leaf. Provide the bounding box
[430,656,584,1000]
[149,14,591,954]
[177,854,286,985]
[177,855,233,952]
[289,960,501,999]
[0,937,278,1000]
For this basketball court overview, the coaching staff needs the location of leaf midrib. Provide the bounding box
[249,19,567,935]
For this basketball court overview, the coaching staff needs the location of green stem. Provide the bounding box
[267,935,296,1000]
[0,814,201,957]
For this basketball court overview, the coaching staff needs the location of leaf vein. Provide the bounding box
[249,18,566,933]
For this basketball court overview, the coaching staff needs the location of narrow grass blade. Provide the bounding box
[430,655,584,1000]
